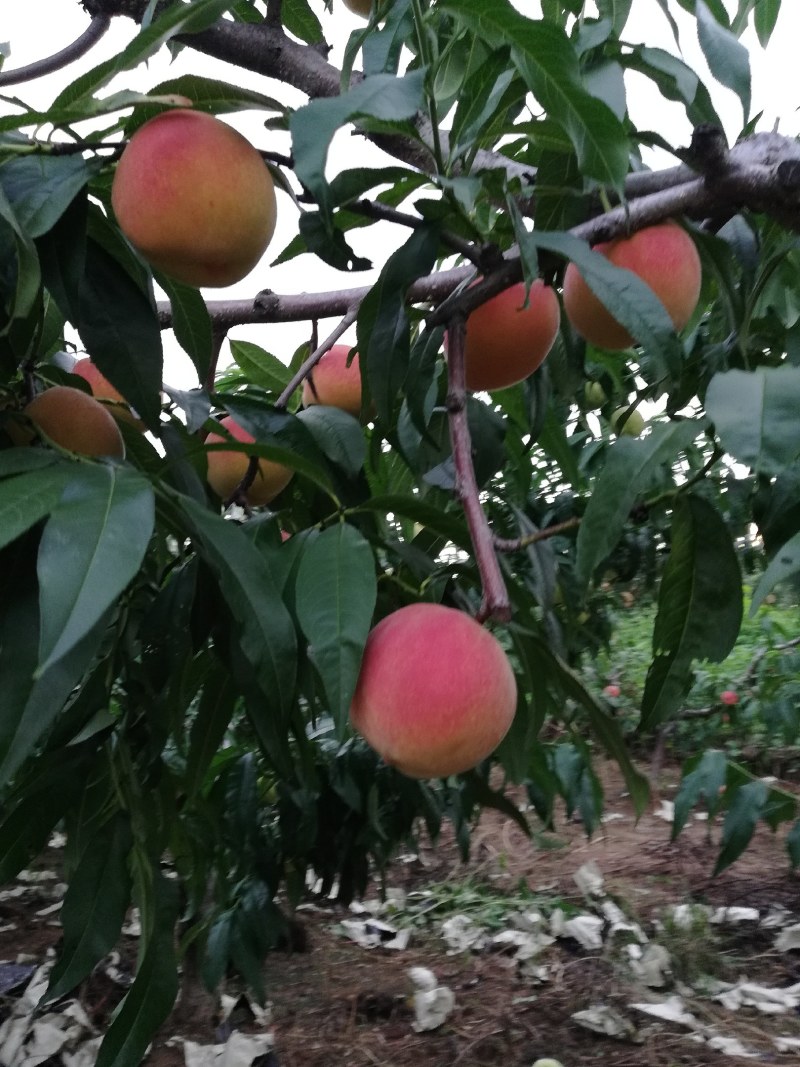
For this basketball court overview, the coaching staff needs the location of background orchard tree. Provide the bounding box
[1,0,800,1062]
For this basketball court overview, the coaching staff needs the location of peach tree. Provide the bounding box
[1,0,800,1061]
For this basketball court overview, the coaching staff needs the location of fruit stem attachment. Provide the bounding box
[445,313,511,624]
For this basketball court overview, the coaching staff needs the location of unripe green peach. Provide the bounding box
[449,280,561,392]
[24,386,125,458]
[563,222,701,350]
[611,406,645,437]
[350,603,517,779]
[584,381,607,409]
[302,345,364,417]
[112,109,277,288]
[205,415,293,506]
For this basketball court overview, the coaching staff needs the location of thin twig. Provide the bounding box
[493,516,581,552]
[274,304,360,410]
[0,16,111,86]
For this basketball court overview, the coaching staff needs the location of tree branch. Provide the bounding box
[446,314,511,625]
[0,15,111,86]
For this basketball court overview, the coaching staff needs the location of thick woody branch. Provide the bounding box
[446,314,511,625]
[0,15,111,86]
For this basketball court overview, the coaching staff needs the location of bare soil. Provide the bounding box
[2,759,799,1067]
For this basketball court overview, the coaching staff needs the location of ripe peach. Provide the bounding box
[205,415,293,506]
[720,690,739,706]
[111,109,277,288]
[350,603,517,778]
[449,280,561,392]
[343,0,373,15]
[24,386,125,458]
[563,222,701,350]
[72,357,144,428]
[302,345,364,417]
[603,684,621,699]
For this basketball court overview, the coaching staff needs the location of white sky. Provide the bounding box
[3,0,800,389]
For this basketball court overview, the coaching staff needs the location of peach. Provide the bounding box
[343,0,373,15]
[72,357,144,428]
[111,109,277,288]
[448,280,560,392]
[611,406,645,437]
[205,415,293,506]
[350,603,517,778]
[720,690,739,706]
[302,345,364,417]
[24,386,125,458]
[563,222,701,350]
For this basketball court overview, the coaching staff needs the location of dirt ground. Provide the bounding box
[2,759,799,1067]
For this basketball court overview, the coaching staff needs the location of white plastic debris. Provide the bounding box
[629,995,696,1026]
[715,980,800,1014]
[669,903,711,930]
[774,1036,800,1052]
[441,913,488,954]
[761,904,791,928]
[710,906,759,925]
[654,799,675,822]
[560,915,604,950]
[627,943,672,988]
[184,1031,275,1067]
[571,1003,637,1039]
[573,860,604,898]
[490,929,554,961]
[408,968,455,1032]
[775,921,800,952]
[518,960,549,983]
[339,918,410,950]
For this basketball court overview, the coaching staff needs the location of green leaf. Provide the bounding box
[154,272,213,384]
[281,0,325,44]
[36,466,155,673]
[290,71,425,220]
[0,155,102,239]
[177,496,297,714]
[354,493,472,550]
[230,339,293,394]
[124,75,285,135]
[0,465,71,552]
[749,530,800,614]
[534,230,685,375]
[95,871,179,1067]
[706,366,800,477]
[296,405,366,479]
[714,780,767,874]
[78,238,163,429]
[754,0,781,47]
[295,525,377,732]
[45,814,132,1002]
[532,636,650,816]
[440,0,630,188]
[640,496,743,731]
[358,224,440,424]
[672,749,728,838]
[449,50,518,157]
[787,820,800,868]
[185,667,237,799]
[597,0,633,35]
[575,421,701,590]
[696,0,751,121]
[53,0,236,109]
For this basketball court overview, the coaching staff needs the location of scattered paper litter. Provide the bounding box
[710,906,759,925]
[489,929,554,961]
[654,799,675,822]
[560,915,604,950]
[630,995,697,1027]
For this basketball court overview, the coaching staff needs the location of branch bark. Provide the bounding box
[0,14,111,86]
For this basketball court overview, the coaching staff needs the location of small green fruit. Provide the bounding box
[584,381,607,409]
[611,406,645,437]
[532,1059,565,1067]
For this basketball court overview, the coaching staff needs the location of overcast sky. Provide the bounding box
[3,1,800,387]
